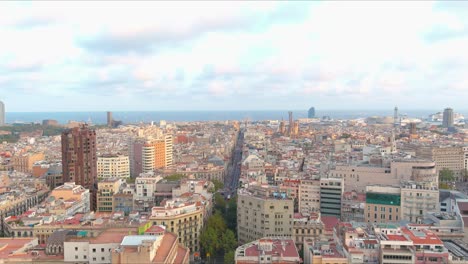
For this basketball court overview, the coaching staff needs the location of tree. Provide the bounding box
[211,179,224,193]
[440,168,455,182]
[224,250,235,264]
[221,229,237,253]
[200,227,219,257]
[164,174,186,181]
[207,212,226,233]
[214,193,226,213]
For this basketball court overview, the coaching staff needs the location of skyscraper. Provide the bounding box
[61,124,98,211]
[394,106,399,127]
[0,101,4,126]
[308,107,315,118]
[443,108,454,128]
[107,111,113,127]
[288,111,293,136]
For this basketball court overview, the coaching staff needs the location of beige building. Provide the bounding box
[400,182,439,223]
[97,155,130,179]
[330,159,437,193]
[417,146,464,179]
[237,185,294,245]
[12,152,45,174]
[365,185,401,223]
[111,233,189,264]
[149,200,204,254]
[298,178,321,214]
[97,178,123,213]
[293,213,324,250]
[165,135,173,167]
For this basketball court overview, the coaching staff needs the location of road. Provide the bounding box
[224,129,244,197]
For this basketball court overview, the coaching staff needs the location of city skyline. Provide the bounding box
[1,1,468,111]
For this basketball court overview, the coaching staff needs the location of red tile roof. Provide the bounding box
[321,216,340,231]
[243,239,299,258]
[401,228,443,245]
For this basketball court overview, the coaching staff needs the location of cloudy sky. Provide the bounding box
[0,1,467,112]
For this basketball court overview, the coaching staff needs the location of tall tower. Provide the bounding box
[62,124,98,211]
[0,101,4,126]
[107,111,113,127]
[443,108,454,128]
[308,107,315,118]
[288,111,293,136]
[393,106,399,128]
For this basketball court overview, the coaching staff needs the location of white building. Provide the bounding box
[64,230,130,263]
[97,155,130,179]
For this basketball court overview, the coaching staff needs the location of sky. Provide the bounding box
[0,1,468,112]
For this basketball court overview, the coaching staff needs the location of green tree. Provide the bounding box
[200,227,219,257]
[224,250,235,264]
[214,193,226,212]
[164,174,186,181]
[440,168,455,182]
[207,212,226,233]
[221,229,237,253]
[210,179,224,193]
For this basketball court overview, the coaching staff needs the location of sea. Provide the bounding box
[4,110,468,125]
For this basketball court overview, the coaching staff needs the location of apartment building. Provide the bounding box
[97,179,123,213]
[12,152,45,174]
[111,233,189,264]
[237,185,294,245]
[149,200,205,254]
[97,155,130,179]
[417,146,464,179]
[319,178,343,218]
[400,182,439,223]
[365,186,401,223]
[293,213,324,250]
[298,178,321,214]
[234,238,301,264]
[50,182,90,215]
[330,159,437,193]
[64,229,131,263]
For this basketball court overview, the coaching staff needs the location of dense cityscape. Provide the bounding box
[3,1,468,264]
[0,103,466,264]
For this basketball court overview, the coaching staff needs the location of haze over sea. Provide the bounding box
[5,110,468,125]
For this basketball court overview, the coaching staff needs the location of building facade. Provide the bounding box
[237,186,294,245]
[319,178,343,218]
[61,125,98,211]
[97,155,130,179]
[365,186,401,223]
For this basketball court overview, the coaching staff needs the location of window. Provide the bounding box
[75,255,78,259]
[101,248,105,252]
[75,247,78,251]
[84,255,87,259]
[92,248,96,253]
[102,257,105,261]
[93,258,96,261]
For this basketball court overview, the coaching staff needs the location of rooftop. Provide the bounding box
[121,235,159,246]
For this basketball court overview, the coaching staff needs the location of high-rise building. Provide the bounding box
[164,134,173,167]
[106,111,113,127]
[129,135,173,177]
[0,100,4,126]
[288,111,293,136]
[237,185,293,245]
[308,107,315,118]
[319,178,343,218]
[442,107,454,128]
[279,120,285,135]
[394,106,399,127]
[61,125,97,211]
